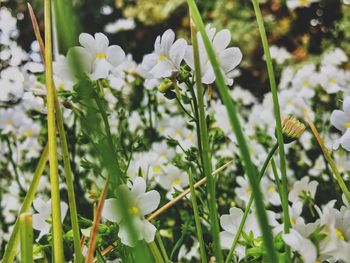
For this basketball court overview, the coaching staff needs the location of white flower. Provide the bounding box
[102,177,160,246]
[178,238,200,261]
[268,45,291,64]
[185,25,242,85]
[330,97,350,151]
[219,207,279,260]
[319,65,346,94]
[32,197,68,241]
[321,48,347,66]
[316,201,350,261]
[68,32,125,80]
[288,177,318,203]
[140,29,187,79]
[287,0,320,10]
[157,164,189,199]
[104,18,136,34]
[283,229,317,263]
[290,64,318,99]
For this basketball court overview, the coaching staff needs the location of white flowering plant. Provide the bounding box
[1,0,350,263]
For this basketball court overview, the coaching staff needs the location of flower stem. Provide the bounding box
[44,0,64,260]
[251,0,291,260]
[225,143,278,263]
[188,168,207,263]
[156,232,170,263]
[55,93,83,263]
[304,110,350,204]
[19,213,34,263]
[28,5,83,259]
[189,12,223,263]
[1,145,48,263]
[187,1,277,262]
[149,242,165,263]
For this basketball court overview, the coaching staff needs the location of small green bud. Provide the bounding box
[177,65,191,83]
[158,78,173,93]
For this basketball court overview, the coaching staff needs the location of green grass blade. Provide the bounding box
[189,13,223,263]
[186,1,278,262]
[1,145,48,263]
[251,0,291,246]
[20,213,34,263]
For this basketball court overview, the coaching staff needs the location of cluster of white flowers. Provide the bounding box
[2,2,350,261]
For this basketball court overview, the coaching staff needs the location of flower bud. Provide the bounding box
[280,115,306,143]
[158,78,173,93]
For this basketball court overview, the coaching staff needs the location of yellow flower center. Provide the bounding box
[129,206,139,215]
[153,164,162,174]
[96,53,107,59]
[159,53,168,62]
[58,83,65,90]
[24,129,33,137]
[298,0,310,6]
[336,228,345,240]
[302,80,309,87]
[291,218,296,225]
[172,178,180,186]
[328,79,337,84]
[268,186,275,193]
[345,122,350,128]
[5,119,12,126]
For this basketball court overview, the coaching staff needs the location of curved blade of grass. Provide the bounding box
[44,0,65,260]
[225,143,278,263]
[186,1,278,262]
[188,168,207,263]
[251,4,291,261]
[19,213,34,263]
[28,5,83,261]
[52,0,78,53]
[1,145,48,263]
[304,110,350,204]
[251,0,291,239]
[189,13,222,262]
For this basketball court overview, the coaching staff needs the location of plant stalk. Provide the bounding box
[19,213,34,263]
[187,1,278,262]
[44,0,64,260]
[189,13,223,262]
[188,168,207,263]
[1,145,48,263]
[251,0,291,234]
[225,143,278,263]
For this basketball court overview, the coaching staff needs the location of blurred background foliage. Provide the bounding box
[3,0,350,97]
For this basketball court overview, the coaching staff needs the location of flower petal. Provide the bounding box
[141,220,157,243]
[213,29,231,53]
[131,177,146,196]
[330,110,347,132]
[220,231,234,250]
[160,29,175,54]
[106,45,125,67]
[79,33,96,53]
[169,38,187,68]
[137,190,160,216]
[94,33,109,52]
[102,198,122,223]
[219,47,243,73]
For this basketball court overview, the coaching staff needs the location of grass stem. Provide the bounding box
[20,213,34,263]
[189,12,223,263]
[188,168,207,263]
[187,1,278,262]
[44,0,64,260]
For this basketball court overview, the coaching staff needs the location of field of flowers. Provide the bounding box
[1,0,350,262]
